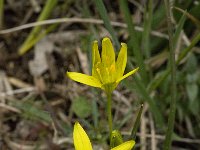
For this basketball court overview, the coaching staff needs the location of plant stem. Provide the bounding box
[163,0,177,150]
[106,92,113,138]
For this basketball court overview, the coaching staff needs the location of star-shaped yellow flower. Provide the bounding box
[73,122,135,150]
[67,37,138,93]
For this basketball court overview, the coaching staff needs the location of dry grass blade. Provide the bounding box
[0,18,169,39]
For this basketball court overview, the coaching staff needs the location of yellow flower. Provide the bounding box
[67,37,139,93]
[73,122,135,150]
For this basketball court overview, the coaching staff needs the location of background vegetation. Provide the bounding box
[0,0,200,149]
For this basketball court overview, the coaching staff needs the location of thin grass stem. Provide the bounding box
[93,0,120,49]
[119,0,148,85]
[163,0,177,149]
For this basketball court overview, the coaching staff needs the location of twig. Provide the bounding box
[140,104,147,150]
[0,87,36,97]
[30,0,41,12]
[149,113,156,150]
[0,17,168,39]
[113,90,131,106]
[0,103,21,113]
[5,138,47,150]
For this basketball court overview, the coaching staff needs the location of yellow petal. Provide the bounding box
[111,140,135,150]
[116,67,139,83]
[92,41,101,79]
[73,122,93,150]
[67,72,102,88]
[101,37,115,68]
[116,43,127,79]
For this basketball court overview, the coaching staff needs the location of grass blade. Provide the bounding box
[142,0,153,59]
[148,32,200,92]
[148,11,188,92]
[93,0,120,49]
[152,4,165,29]
[18,0,57,55]
[163,0,177,149]
[134,76,164,127]
[14,101,52,123]
[18,24,57,54]
[174,7,200,30]
[119,0,148,85]
[124,72,164,127]
[176,33,200,64]
[130,104,143,140]
[173,11,187,50]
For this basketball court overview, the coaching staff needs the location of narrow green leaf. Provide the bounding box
[177,33,200,64]
[92,98,99,128]
[174,7,200,30]
[93,0,120,49]
[130,104,143,140]
[124,75,164,127]
[152,4,165,28]
[173,11,187,48]
[13,101,52,123]
[134,77,164,127]
[19,24,57,54]
[119,0,148,85]
[142,0,153,59]
[18,0,58,55]
[163,0,177,148]
[148,28,200,92]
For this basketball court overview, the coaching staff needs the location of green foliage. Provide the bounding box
[14,101,52,123]
[71,96,92,119]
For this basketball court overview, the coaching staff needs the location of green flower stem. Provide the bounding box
[106,91,113,139]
